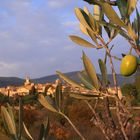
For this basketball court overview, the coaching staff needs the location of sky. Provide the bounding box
[0,0,139,78]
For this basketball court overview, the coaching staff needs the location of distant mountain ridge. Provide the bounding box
[0,77,24,87]
[0,71,136,88]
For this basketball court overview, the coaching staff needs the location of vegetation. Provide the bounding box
[0,0,140,140]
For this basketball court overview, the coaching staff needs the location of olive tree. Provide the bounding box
[56,0,140,140]
[0,1,140,140]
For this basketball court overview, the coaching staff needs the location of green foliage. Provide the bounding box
[117,0,127,20]
[38,94,58,113]
[98,59,108,87]
[121,83,139,106]
[38,118,50,140]
[70,93,100,100]
[135,67,140,92]
[1,101,50,140]
[1,105,17,137]
[56,71,82,88]
[127,0,137,18]
[55,83,63,111]
[23,122,33,140]
[82,52,99,90]
[78,71,95,90]
[101,1,126,27]
[1,1,140,140]
[69,35,99,48]
[133,67,140,105]
[121,83,137,97]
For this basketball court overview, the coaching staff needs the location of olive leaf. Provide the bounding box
[7,103,16,132]
[127,23,138,40]
[70,93,100,100]
[88,13,98,33]
[93,5,100,21]
[18,98,23,139]
[79,23,89,36]
[69,35,98,48]
[86,29,98,45]
[38,94,58,113]
[117,0,127,19]
[80,70,93,84]
[101,2,126,28]
[98,20,130,40]
[132,18,138,33]
[1,112,9,134]
[38,117,50,140]
[55,83,62,111]
[43,117,50,140]
[82,52,99,89]
[75,8,92,30]
[1,106,16,135]
[78,72,95,90]
[93,5,101,34]
[127,0,137,17]
[136,8,140,45]
[23,122,33,140]
[56,71,83,88]
[98,59,108,86]
[83,6,89,15]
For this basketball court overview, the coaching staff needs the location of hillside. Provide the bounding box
[0,77,24,87]
[0,71,136,87]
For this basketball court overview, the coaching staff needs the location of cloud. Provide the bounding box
[63,20,79,28]
[0,61,20,76]
[47,0,71,8]
[0,0,86,78]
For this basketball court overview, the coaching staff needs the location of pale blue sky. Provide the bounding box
[0,0,139,78]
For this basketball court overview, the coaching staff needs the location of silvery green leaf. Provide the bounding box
[75,8,92,30]
[98,59,108,86]
[82,52,99,89]
[38,94,57,113]
[78,72,95,90]
[23,122,33,140]
[101,2,126,28]
[1,106,16,135]
[69,35,98,48]
[18,98,23,139]
[117,0,127,19]
[70,93,100,100]
[55,83,62,111]
[127,0,137,17]
[56,71,82,88]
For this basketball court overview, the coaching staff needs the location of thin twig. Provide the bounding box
[84,100,110,140]
[94,99,98,110]
[116,103,129,140]
[98,36,129,140]
[59,112,86,140]
[129,40,140,56]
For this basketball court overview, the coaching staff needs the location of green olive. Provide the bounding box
[120,54,137,76]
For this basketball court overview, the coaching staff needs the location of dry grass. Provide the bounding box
[0,98,140,140]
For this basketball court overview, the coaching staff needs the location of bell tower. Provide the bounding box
[24,76,31,86]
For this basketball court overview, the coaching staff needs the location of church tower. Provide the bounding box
[24,76,31,86]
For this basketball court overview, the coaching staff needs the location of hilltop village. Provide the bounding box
[0,77,123,99]
[0,77,61,97]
